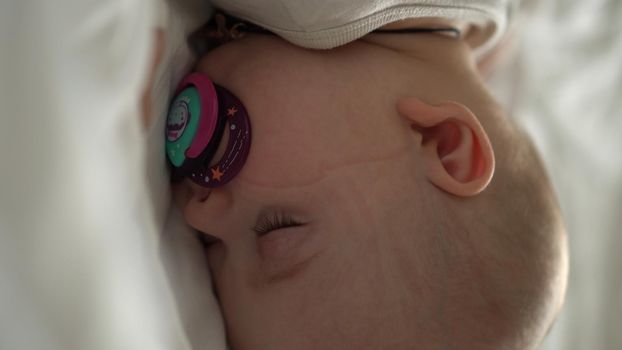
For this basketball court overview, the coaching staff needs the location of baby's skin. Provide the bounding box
[175,21,567,350]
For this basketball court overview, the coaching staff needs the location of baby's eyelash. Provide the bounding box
[252,212,303,236]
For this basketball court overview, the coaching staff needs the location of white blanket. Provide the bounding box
[0,0,223,349]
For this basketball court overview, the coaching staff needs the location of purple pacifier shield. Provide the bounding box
[188,85,251,188]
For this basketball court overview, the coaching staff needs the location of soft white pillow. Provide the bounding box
[0,0,225,348]
[148,1,227,349]
[0,0,193,349]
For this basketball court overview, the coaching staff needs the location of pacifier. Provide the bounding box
[165,72,251,187]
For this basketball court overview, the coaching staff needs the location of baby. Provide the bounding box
[171,1,568,349]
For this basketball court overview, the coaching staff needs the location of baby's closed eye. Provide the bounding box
[252,212,304,236]
[252,210,317,272]
[200,206,321,286]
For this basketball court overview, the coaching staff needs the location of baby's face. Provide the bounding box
[178,35,441,349]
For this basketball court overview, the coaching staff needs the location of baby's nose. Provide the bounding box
[178,179,233,236]
[171,179,210,230]
[171,179,210,209]
[186,180,212,203]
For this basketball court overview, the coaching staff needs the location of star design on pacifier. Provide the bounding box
[227,106,238,117]
[211,166,225,181]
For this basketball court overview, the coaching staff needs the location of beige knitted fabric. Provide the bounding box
[210,0,518,56]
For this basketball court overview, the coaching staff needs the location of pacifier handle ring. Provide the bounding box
[176,73,219,159]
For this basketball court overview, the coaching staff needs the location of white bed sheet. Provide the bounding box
[488,1,622,348]
[148,0,227,349]
[1,0,195,349]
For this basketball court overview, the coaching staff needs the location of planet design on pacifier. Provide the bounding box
[166,97,190,142]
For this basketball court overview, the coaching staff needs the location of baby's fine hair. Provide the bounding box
[433,119,565,349]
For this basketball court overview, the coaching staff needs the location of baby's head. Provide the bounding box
[175,32,567,349]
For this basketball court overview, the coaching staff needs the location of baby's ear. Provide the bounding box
[397,97,495,196]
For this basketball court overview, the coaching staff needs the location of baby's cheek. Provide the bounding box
[238,137,325,188]
[235,100,331,188]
